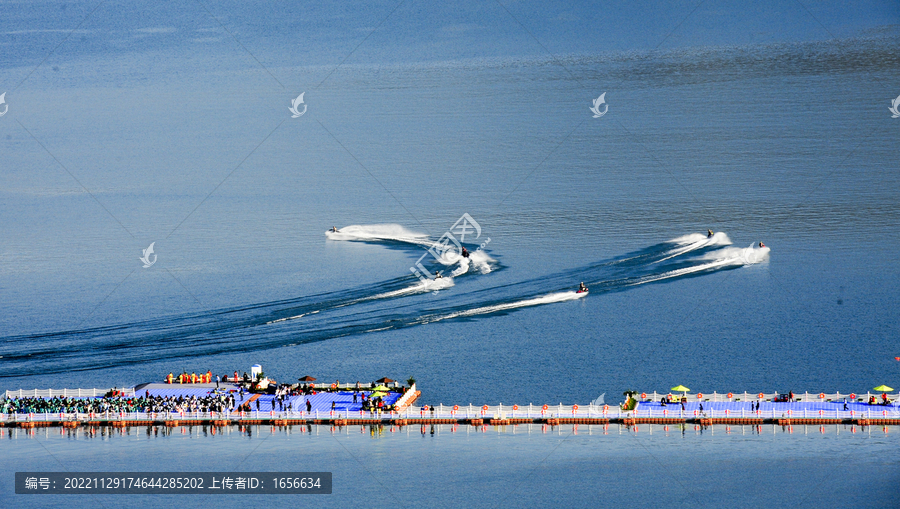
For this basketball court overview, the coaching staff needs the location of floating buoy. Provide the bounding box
[640,393,647,399]
[696,393,703,399]
[453,405,459,411]
[727,393,733,399]
[572,405,579,412]
[513,405,519,410]
[482,405,488,411]
[758,393,764,399]
[850,393,856,399]
[819,393,825,399]
[542,404,549,411]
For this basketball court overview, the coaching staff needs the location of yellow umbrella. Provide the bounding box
[372,385,390,392]
[873,385,894,392]
[670,385,690,392]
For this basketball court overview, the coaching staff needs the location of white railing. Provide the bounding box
[294,382,402,390]
[0,404,624,423]
[635,391,899,403]
[2,401,898,424]
[399,403,627,420]
[4,388,136,399]
[635,406,900,420]
[393,384,417,410]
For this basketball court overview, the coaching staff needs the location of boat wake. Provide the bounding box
[0,231,768,377]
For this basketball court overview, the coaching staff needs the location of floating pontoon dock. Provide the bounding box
[3,386,899,428]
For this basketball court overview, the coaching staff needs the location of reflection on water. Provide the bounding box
[4,422,898,441]
[4,423,898,508]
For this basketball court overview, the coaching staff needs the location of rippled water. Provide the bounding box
[4,423,900,508]
[2,13,899,507]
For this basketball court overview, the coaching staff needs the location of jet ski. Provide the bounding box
[758,242,765,248]
[577,282,588,294]
[707,229,714,238]
[461,247,470,258]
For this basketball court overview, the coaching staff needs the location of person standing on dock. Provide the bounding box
[789,391,794,402]
[215,374,220,388]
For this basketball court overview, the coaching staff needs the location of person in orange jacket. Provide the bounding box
[166,373,174,384]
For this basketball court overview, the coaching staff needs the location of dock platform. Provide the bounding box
[3,388,899,429]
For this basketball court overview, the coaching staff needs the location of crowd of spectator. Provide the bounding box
[2,391,238,415]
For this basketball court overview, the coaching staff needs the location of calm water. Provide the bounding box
[3,423,899,508]
[2,2,899,506]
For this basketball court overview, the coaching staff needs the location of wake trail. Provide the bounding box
[0,231,768,377]
[420,291,587,324]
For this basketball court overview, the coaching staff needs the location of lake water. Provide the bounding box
[2,3,899,506]
[4,423,899,508]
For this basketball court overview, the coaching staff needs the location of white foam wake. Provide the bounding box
[657,232,732,263]
[369,277,455,299]
[325,224,430,245]
[702,243,770,264]
[426,291,586,323]
[265,310,320,325]
[636,243,769,286]
[327,223,496,274]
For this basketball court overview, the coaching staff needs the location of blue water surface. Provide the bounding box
[1,1,899,506]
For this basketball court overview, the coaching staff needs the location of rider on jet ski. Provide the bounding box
[578,282,588,293]
[758,242,765,248]
[707,229,714,238]
[461,247,469,258]
[434,271,443,280]
[331,226,340,233]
